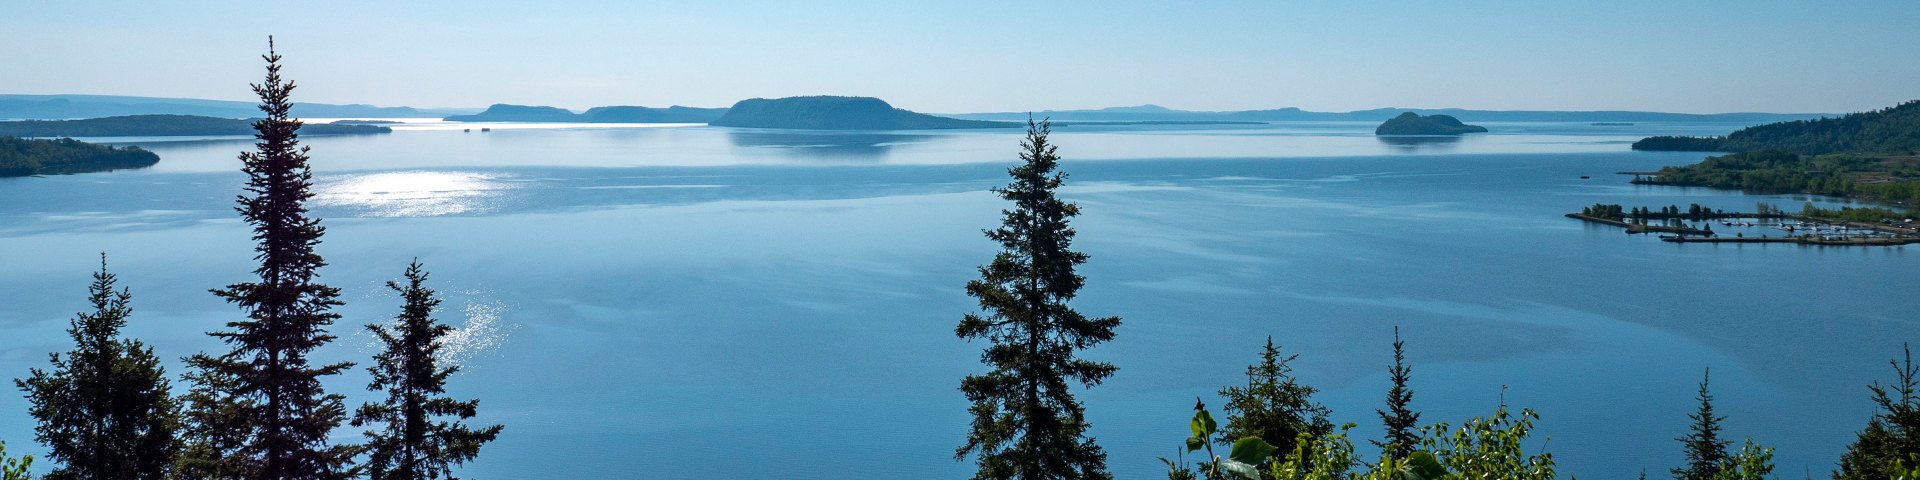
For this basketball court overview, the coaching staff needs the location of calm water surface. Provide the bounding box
[0,121,1909,479]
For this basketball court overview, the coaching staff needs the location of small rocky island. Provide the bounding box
[709,96,1018,130]
[1374,112,1488,135]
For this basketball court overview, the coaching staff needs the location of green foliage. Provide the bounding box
[1580,204,1625,220]
[1373,328,1420,461]
[0,136,157,177]
[1675,369,1731,480]
[1177,401,1283,480]
[1633,100,1920,155]
[0,442,33,480]
[174,352,255,480]
[352,262,503,480]
[1268,425,1359,480]
[1419,404,1556,480]
[192,41,357,480]
[1797,202,1907,223]
[956,119,1120,480]
[1635,149,1920,206]
[1706,439,1774,480]
[1894,456,1920,480]
[13,257,180,480]
[0,115,388,138]
[1836,344,1920,480]
[1218,337,1332,461]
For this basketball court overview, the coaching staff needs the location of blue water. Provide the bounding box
[0,121,1911,479]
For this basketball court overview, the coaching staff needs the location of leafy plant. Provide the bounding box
[0,442,31,480]
[1175,399,1279,480]
[1418,403,1555,480]
[1706,439,1774,480]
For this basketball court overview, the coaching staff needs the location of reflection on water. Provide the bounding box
[1376,135,1464,152]
[725,131,938,159]
[315,170,515,217]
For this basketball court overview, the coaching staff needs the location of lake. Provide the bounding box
[0,119,1910,479]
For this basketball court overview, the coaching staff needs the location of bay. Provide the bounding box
[0,120,1908,479]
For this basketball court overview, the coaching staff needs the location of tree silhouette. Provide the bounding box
[1673,368,1729,480]
[353,261,503,480]
[15,256,179,480]
[956,119,1121,480]
[1372,327,1420,461]
[191,38,356,480]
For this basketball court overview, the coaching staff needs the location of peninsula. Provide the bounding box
[0,115,390,137]
[443,104,728,123]
[1374,112,1487,135]
[1632,100,1920,155]
[1,136,159,177]
[709,96,1018,130]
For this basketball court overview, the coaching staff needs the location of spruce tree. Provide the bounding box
[1217,337,1331,461]
[956,119,1121,480]
[353,261,503,480]
[14,256,180,480]
[1835,343,1920,480]
[1673,368,1729,480]
[1372,327,1419,461]
[176,352,256,480]
[193,38,357,480]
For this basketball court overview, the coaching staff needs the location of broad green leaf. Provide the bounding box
[1404,450,1448,480]
[1220,459,1261,479]
[1186,436,1206,452]
[1227,437,1279,465]
[1191,410,1217,438]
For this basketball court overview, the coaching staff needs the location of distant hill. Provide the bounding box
[945,105,1831,124]
[1632,100,1920,155]
[0,94,477,119]
[443,104,728,123]
[0,136,159,177]
[711,96,1017,130]
[0,115,391,137]
[1375,112,1487,135]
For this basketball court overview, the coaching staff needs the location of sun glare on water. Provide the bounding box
[315,171,515,217]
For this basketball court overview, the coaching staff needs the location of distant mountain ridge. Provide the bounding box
[443,104,729,123]
[946,104,1833,124]
[0,94,478,120]
[711,96,1017,130]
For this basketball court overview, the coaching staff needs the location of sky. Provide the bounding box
[3,0,1917,114]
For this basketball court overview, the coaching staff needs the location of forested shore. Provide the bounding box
[0,136,157,177]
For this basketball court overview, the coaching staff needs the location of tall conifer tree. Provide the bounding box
[1835,344,1920,480]
[1372,327,1419,461]
[1673,368,1729,480]
[193,38,356,480]
[956,119,1121,480]
[15,257,180,480]
[353,261,503,480]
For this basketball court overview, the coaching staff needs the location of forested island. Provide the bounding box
[443,104,729,123]
[1374,112,1488,135]
[0,114,390,137]
[0,136,160,176]
[1632,100,1920,155]
[709,96,1019,130]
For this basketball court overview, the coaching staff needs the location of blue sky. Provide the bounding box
[3,0,1916,113]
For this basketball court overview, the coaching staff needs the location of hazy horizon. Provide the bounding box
[4,1,1917,115]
